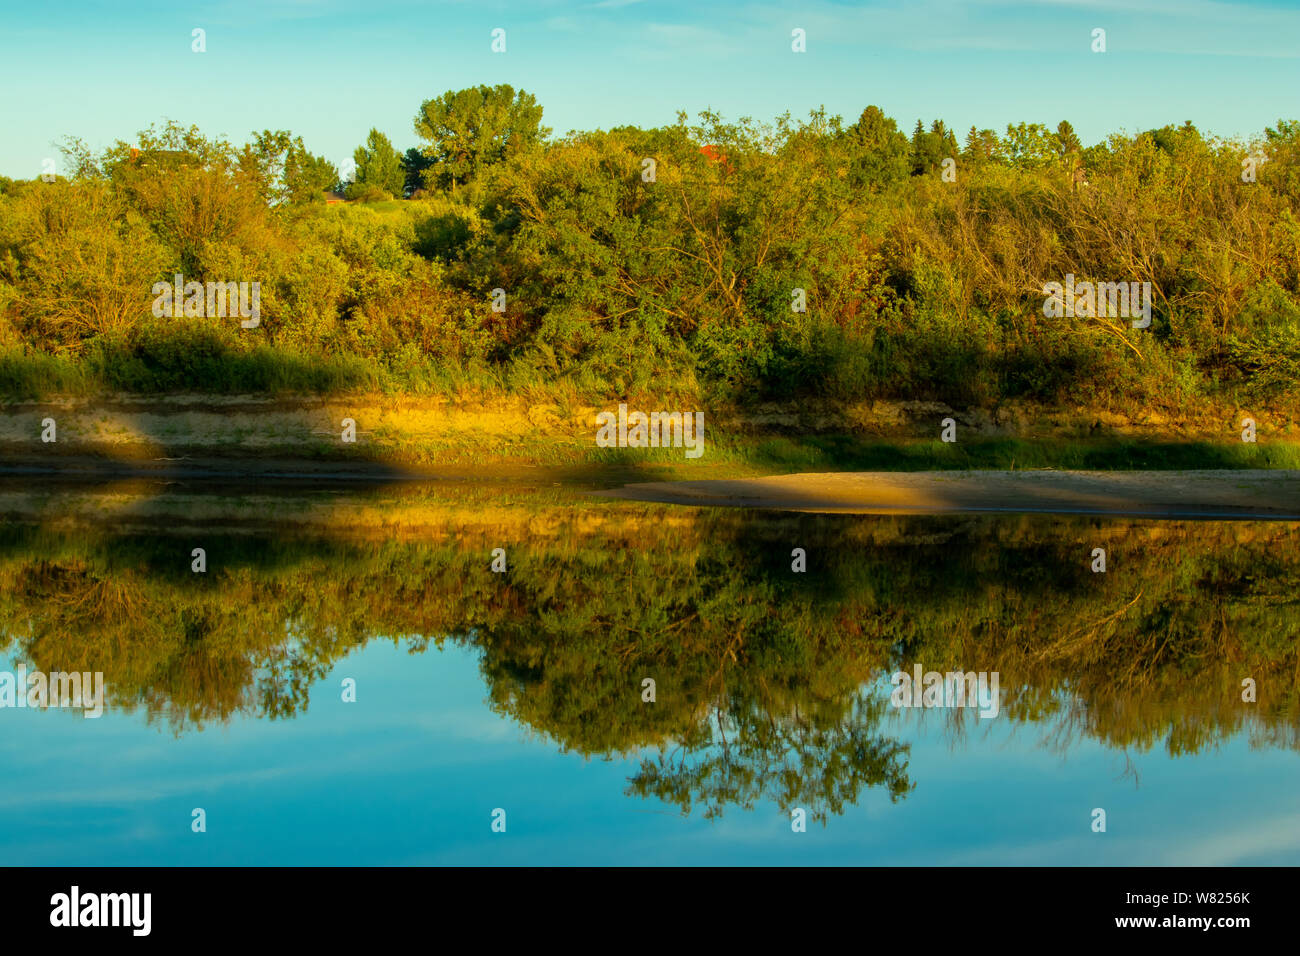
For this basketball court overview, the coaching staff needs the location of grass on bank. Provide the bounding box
[730,435,1300,472]
[0,341,707,403]
[3,339,1297,478]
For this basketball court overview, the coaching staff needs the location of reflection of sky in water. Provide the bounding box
[3,642,1297,866]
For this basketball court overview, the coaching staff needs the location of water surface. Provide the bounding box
[2,481,1297,865]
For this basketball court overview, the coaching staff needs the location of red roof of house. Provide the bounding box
[700,144,728,164]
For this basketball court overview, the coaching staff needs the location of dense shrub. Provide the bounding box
[0,106,1297,408]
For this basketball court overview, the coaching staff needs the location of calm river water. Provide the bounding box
[2,479,1297,864]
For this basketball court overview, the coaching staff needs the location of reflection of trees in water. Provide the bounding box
[627,692,912,823]
[1,508,1299,818]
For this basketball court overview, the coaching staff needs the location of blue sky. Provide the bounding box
[2,0,1298,178]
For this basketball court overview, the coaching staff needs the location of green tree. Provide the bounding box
[401,147,434,197]
[284,146,337,205]
[1002,121,1055,168]
[931,119,959,156]
[909,119,952,174]
[240,130,337,205]
[349,128,405,199]
[413,84,550,196]
[845,105,910,188]
[962,126,1001,164]
[1053,120,1082,157]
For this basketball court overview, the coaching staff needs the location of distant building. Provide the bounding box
[699,144,731,171]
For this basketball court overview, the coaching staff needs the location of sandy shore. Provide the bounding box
[594,470,1300,519]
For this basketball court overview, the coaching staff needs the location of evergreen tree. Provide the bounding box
[1054,120,1082,157]
[401,147,434,197]
[909,119,948,174]
[963,126,1001,164]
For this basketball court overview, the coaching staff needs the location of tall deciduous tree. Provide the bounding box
[413,84,550,196]
[240,130,337,205]
[845,105,910,188]
[1002,122,1055,169]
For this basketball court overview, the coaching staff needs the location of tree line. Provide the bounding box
[0,84,1297,412]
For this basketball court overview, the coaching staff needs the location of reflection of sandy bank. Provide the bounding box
[595,470,1300,519]
[0,477,699,542]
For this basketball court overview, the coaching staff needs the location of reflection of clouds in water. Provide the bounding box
[936,809,1300,867]
[1164,812,1300,866]
[408,709,520,745]
[0,763,295,811]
